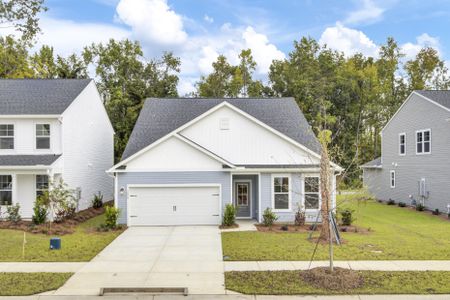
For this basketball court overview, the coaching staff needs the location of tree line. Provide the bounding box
[2,0,450,186]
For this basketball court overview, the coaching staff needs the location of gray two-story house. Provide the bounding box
[361,91,450,213]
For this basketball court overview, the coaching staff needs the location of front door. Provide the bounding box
[234,181,251,218]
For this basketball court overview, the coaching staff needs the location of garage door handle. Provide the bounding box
[130,215,137,218]
[212,193,219,196]
[212,214,219,216]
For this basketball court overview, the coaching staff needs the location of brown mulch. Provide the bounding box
[339,225,371,234]
[301,267,364,291]
[256,224,317,233]
[0,201,113,235]
[219,224,239,229]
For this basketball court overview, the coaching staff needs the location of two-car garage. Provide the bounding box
[127,185,221,226]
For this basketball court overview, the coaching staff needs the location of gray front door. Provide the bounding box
[234,181,251,218]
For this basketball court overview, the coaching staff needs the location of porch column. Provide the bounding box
[11,173,17,206]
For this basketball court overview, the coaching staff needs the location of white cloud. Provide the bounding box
[401,33,441,60]
[319,22,379,57]
[344,0,385,25]
[204,15,214,24]
[115,0,187,48]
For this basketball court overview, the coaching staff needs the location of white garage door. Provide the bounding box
[128,185,221,226]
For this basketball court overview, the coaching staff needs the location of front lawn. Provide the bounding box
[225,270,450,295]
[222,192,450,260]
[0,273,72,296]
[0,214,124,262]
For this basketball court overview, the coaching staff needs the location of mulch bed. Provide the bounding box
[301,267,364,291]
[0,201,113,235]
[219,224,239,229]
[256,223,371,234]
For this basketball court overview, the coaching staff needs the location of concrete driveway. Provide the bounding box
[55,226,225,296]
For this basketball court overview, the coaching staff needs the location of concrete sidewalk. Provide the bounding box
[224,260,450,271]
[0,262,85,273]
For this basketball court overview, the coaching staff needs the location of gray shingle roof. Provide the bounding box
[360,157,382,168]
[121,97,321,161]
[415,90,450,110]
[0,155,61,166]
[0,79,92,115]
[235,164,320,169]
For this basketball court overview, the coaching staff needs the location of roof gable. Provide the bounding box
[0,79,92,115]
[415,90,450,111]
[121,97,321,161]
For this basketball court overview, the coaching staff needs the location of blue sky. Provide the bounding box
[6,0,450,94]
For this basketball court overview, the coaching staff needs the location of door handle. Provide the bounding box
[212,214,219,216]
[130,215,137,218]
[173,205,177,212]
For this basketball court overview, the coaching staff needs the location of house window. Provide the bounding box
[0,175,12,205]
[36,175,49,199]
[236,183,249,206]
[0,124,14,150]
[416,129,431,154]
[273,176,290,210]
[390,170,396,188]
[304,176,320,209]
[399,133,406,155]
[36,124,50,149]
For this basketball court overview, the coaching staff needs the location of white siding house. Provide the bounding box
[0,79,114,219]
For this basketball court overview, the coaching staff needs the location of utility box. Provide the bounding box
[50,237,61,250]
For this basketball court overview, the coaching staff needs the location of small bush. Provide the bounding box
[262,208,278,227]
[432,209,440,215]
[91,192,103,209]
[280,225,288,231]
[54,200,77,223]
[6,203,21,223]
[416,203,425,211]
[295,205,305,226]
[448,213,450,219]
[398,202,406,207]
[32,197,47,225]
[340,208,355,226]
[387,199,395,205]
[222,204,236,226]
[104,206,121,229]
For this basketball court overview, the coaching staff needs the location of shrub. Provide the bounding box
[448,213,450,219]
[6,203,21,223]
[280,225,288,231]
[387,199,395,205]
[398,202,406,207]
[54,198,77,223]
[340,208,355,226]
[432,209,440,215]
[104,206,121,229]
[416,203,425,211]
[32,197,47,225]
[262,208,278,227]
[91,192,103,209]
[294,204,305,226]
[222,204,236,226]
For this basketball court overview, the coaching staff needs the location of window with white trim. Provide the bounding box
[36,124,50,149]
[0,124,14,150]
[0,175,12,205]
[273,176,290,210]
[36,175,49,199]
[399,133,406,155]
[416,129,431,154]
[390,170,395,188]
[304,176,320,209]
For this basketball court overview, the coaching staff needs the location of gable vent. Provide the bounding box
[219,118,230,130]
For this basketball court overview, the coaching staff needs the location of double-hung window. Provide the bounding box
[416,129,431,154]
[36,175,49,199]
[390,170,396,188]
[304,176,320,209]
[0,124,14,150]
[36,124,50,149]
[399,133,406,155]
[0,175,12,206]
[273,176,290,210]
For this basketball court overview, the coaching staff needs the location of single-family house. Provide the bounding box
[108,98,342,226]
[0,79,114,218]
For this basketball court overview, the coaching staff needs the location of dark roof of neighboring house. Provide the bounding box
[235,164,320,169]
[0,155,61,166]
[415,90,450,110]
[121,98,321,161]
[360,157,382,168]
[0,79,92,115]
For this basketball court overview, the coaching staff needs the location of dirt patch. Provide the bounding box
[0,201,113,235]
[219,224,239,229]
[339,225,371,234]
[301,267,364,291]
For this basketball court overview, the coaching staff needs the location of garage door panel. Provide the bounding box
[128,186,220,226]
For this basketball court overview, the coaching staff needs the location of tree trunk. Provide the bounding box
[319,133,332,243]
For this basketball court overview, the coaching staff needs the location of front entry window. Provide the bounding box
[236,183,249,206]
[0,175,12,205]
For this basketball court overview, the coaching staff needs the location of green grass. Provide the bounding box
[226,270,450,295]
[0,273,73,296]
[222,191,450,260]
[0,214,123,262]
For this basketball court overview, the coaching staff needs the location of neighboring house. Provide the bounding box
[361,91,450,212]
[0,79,114,219]
[108,98,342,226]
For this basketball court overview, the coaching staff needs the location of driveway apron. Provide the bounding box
[55,226,225,295]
